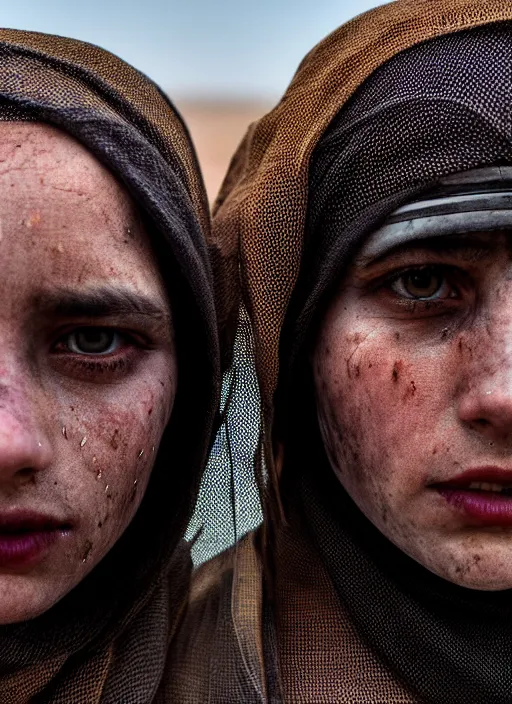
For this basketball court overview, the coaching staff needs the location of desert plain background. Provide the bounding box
[176,99,271,202]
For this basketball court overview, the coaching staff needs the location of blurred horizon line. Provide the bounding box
[172,92,278,107]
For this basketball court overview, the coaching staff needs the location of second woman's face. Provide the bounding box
[314,230,512,590]
[0,122,176,622]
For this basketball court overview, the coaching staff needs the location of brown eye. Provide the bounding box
[66,328,120,355]
[391,267,452,300]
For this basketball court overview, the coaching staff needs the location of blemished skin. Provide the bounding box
[313,231,512,590]
[0,122,176,623]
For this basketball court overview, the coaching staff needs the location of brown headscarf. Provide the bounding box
[0,31,219,703]
[211,0,512,479]
[204,1,512,702]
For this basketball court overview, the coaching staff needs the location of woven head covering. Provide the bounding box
[210,2,512,703]
[0,30,219,703]
[212,0,512,451]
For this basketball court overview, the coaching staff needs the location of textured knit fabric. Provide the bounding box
[191,1,512,703]
[168,534,269,704]
[296,458,512,703]
[0,30,219,703]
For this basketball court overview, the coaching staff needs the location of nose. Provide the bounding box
[457,325,512,443]
[0,405,52,486]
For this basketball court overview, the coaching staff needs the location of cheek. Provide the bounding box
[313,328,450,494]
[54,372,175,551]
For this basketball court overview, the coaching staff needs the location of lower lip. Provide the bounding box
[438,488,512,526]
[0,529,67,568]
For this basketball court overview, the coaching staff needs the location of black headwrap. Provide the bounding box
[0,31,219,702]
[280,23,512,704]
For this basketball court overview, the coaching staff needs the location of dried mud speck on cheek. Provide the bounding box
[56,378,171,571]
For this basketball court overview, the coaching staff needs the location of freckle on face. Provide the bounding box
[0,122,177,624]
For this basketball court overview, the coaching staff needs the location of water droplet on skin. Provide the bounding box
[62,426,67,439]
[80,437,87,448]
[105,484,109,493]
[96,468,102,479]
[138,449,144,458]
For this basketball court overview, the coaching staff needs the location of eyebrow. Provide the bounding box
[357,234,498,268]
[32,286,170,320]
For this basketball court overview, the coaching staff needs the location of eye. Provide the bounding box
[390,266,456,301]
[65,328,122,355]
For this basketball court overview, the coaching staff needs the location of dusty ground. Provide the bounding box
[176,99,272,202]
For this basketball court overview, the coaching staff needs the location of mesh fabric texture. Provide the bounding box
[0,30,220,703]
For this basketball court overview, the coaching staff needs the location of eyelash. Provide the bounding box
[377,264,464,309]
[64,355,130,374]
[52,328,142,377]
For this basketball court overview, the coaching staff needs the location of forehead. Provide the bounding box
[0,122,166,304]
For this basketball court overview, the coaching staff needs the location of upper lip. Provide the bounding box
[433,466,512,488]
[0,510,72,533]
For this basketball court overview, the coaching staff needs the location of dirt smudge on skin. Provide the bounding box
[403,380,417,400]
[110,429,120,450]
[81,541,93,563]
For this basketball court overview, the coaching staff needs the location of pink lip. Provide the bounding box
[434,467,512,526]
[0,511,71,569]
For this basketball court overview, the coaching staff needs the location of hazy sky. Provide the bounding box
[1,0,391,99]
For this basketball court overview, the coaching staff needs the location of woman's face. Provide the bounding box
[0,123,176,622]
[313,229,512,590]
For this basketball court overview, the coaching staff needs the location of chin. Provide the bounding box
[423,551,512,591]
[446,576,512,591]
[0,575,71,624]
[0,603,46,625]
